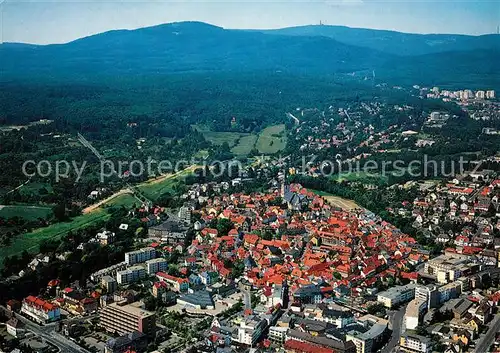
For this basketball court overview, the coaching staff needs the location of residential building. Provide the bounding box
[124,247,156,265]
[21,296,61,324]
[100,302,156,335]
[405,299,427,330]
[178,205,192,224]
[345,315,389,353]
[116,266,146,285]
[145,258,168,275]
[236,315,268,347]
[377,284,416,308]
[6,318,24,338]
[104,331,147,353]
[269,326,288,344]
[400,333,432,353]
[97,230,115,246]
[101,275,117,294]
[156,272,189,292]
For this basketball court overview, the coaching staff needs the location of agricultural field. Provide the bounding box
[0,205,53,221]
[255,124,286,154]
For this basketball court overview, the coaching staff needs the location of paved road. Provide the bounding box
[474,313,500,353]
[381,304,407,353]
[1,305,90,353]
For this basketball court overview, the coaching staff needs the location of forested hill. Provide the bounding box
[0,22,389,76]
[0,21,498,88]
[259,25,500,56]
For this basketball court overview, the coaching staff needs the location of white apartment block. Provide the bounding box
[377,284,416,308]
[125,247,156,265]
[145,258,168,275]
[116,266,146,285]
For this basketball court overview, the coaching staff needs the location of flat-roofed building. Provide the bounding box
[116,266,146,285]
[377,284,416,308]
[100,302,155,336]
[345,314,389,353]
[145,258,168,275]
[125,247,155,265]
[400,333,432,353]
[423,254,474,284]
[101,275,117,294]
[405,299,427,330]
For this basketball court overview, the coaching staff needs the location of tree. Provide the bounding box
[216,218,234,237]
[53,202,67,222]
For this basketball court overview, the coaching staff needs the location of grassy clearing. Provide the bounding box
[231,135,258,155]
[310,189,361,210]
[0,210,110,261]
[0,205,53,221]
[103,194,139,208]
[137,166,196,201]
[256,124,286,154]
[18,182,53,196]
[192,124,246,148]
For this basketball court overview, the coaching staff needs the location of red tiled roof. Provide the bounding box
[284,339,335,353]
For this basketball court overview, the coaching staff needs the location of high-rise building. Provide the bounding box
[486,90,496,99]
[100,302,156,336]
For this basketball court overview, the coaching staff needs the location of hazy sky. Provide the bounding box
[1,0,499,44]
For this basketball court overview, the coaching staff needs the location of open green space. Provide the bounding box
[255,124,286,154]
[0,209,110,262]
[18,182,54,196]
[103,194,139,208]
[0,205,53,221]
[231,135,258,155]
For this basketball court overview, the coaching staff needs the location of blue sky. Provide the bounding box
[1,0,499,44]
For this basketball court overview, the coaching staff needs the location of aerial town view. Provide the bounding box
[0,1,499,353]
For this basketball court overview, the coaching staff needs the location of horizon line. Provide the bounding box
[2,20,499,46]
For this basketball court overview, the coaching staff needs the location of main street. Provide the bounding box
[14,313,90,353]
[381,304,407,353]
[1,305,90,353]
[474,313,500,353]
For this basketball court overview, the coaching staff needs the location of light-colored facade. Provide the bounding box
[145,258,168,275]
[125,247,156,265]
[405,299,427,330]
[423,254,470,284]
[268,326,288,344]
[101,275,117,294]
[116,266,146,285]
[21,296,60,324]
[100,302,156,335]
[236,316,268,347]
[377,284,416,308]
[400,334,432,353]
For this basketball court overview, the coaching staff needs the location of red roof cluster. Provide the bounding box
[24,296,56,312]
